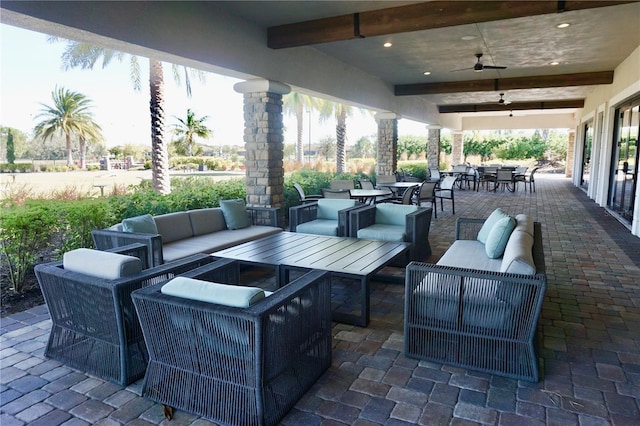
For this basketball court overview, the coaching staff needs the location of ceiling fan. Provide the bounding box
[451,53,507,72]
[498,93,512,105]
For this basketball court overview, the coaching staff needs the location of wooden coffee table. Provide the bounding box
[212,232,409,326]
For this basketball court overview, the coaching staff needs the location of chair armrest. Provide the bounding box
[92,229,163,267]
[289,202,319,232]
[104,243,150,270]
[405,207,433,260]
[337,203,367,237]
[454,218,485,240]
[246,206,281,228]
[348,205,377,237]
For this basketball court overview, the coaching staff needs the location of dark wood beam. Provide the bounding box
[395,71,614,96]
[438,99,585,113]
[268,1,634,48]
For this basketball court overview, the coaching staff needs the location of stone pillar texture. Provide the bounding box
[452,132,464,165]
[376,118,398,176]
[242,91,285,210]
[566,130,576,178]
[427,128,441,170]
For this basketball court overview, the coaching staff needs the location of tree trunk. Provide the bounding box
[149,59,171,194]
[65,132,73,167]
[296,103,303,163]
[336,108,347,174]
[79,136,86,169]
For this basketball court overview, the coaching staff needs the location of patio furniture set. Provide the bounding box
[35,195,546,424]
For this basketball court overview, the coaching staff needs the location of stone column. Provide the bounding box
[233,79,290,220]
[427,127,441,170]
[375,112,399,176]
[451,131,464,166]
[566,130,576,178]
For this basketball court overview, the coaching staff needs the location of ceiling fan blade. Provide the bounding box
[449,66,474,72]
[483,65,507,70]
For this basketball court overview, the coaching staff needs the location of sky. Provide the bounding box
[1,24,429,149]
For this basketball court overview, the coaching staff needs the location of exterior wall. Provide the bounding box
[575,45,640,236]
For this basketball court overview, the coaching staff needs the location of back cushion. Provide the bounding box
[514,214,534,237]
[500,230,536,275]
[63,248,142,279]
[154,212,193,243]
[477,208,509,243]
[375,204,418,226]
[317,199,357,220]
[122,214,158,234]
[162,276,265,308]
[189,208,227,235]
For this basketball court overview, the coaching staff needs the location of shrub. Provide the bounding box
[0,202,59,292]
[55,199,116,255]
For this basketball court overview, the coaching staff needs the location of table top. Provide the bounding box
[376,182,420,189]
[212,232,409,276]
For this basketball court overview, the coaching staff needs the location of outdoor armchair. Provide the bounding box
[289,198,364,236]
[34,245,226,386]
[349,203,433,261]
[132,263,332,426]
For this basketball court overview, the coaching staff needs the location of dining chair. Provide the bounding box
[293,183,323,204]
[322,188,352,199]
[330,179,355,190]
[434,175,456,215]
[428,168,442,182]
[358,179,374,189]
[380,185,416,205]
[416,181,438,218]
[495,169,515,192]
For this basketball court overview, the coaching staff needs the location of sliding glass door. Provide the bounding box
[580,120,593,190]
[609,98,639,224]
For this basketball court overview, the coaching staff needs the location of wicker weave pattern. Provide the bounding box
[132,264,332,426]
[404,221,546,382]
[34,248,221,386]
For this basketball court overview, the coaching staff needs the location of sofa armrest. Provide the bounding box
[455,218,485,240]
[337,204,367,237]
[405,207,433,260]
[348,205,377,237]
[92,229,163,267]
[246,206,281,228]
[289,202,319,232]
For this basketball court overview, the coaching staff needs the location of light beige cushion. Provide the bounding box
[161,276,265,307]
[154,212,193,243]
[437,240,503,272]
[514,214,534,237]
[188,208,227,236]
[500,230,536,275]
[63,248,142,279]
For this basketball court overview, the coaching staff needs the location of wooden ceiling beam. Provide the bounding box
[438,99,585,113]
[267,1,633,48]
[395,71,614,96]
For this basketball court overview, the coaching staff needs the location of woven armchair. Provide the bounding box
[132,263,332,426]
[289,198,363,236]
[34,246,228,386]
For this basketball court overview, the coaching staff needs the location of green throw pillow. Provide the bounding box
[122,214,158,234]
[477,208,509,243]
[220,199,251,230]
[485,216,516,259]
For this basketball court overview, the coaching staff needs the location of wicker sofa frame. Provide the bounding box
[348,204,433,261]
[34,246,234,386]
[132,261,332,426]
[404,219,547,382]
[91,206,281,267]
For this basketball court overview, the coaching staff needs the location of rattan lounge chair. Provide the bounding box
[132,262,332,426]
[34,245,225,386]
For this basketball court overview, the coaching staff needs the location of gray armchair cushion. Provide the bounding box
[357,224,406,242]
[63,248,142,279]
[296,219,340,236]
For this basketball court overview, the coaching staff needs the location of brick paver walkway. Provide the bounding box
[2,174,639,425]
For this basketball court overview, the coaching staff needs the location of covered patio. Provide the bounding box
[2,174,639,425]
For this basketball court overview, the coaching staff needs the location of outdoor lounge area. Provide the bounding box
[2,174,639,425]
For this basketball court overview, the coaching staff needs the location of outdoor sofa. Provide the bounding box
[34,245,232,386]
[404,208,547,382]
[132,261,332,426]
[92,199,282,267]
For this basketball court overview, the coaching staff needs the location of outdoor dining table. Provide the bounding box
[349,189,392,204]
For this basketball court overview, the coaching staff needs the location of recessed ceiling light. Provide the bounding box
[383,42,392,48]
[461,35,477,41]
[557,23,570,28]
[423,71,431,76]
[550,61,560,66]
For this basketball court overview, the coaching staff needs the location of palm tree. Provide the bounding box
[283,92,317,163]
[318,100,353,174]
[51,38,204,194]
[33,87,102,168]
[172,109,212,156]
